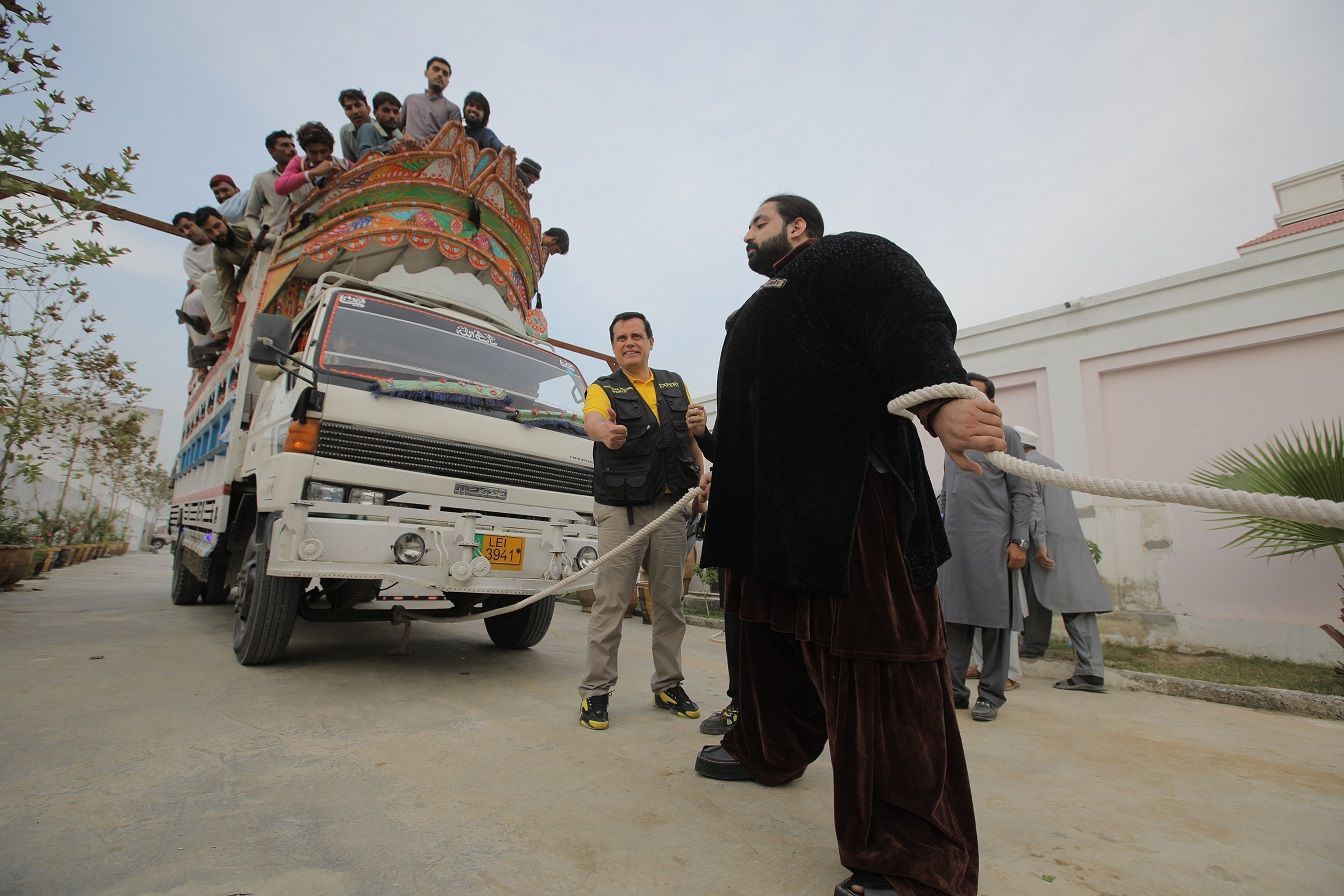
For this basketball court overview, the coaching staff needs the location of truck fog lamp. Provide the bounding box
[298,538,324,561]
[306,481,345,503]
[450,560,473,581]
[575,546,598,570]
[349,488,386,506]
[470,556,492,577]
[392,533,427,565]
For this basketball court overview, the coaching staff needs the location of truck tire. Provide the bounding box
[170,548,201,606]
[484,595,555,649]
[201,557,231,605]
[150,536,168,550]
[233,515,301,665]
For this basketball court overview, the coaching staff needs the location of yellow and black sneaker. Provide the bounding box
[653,684,700,719]
[579,692,610,730]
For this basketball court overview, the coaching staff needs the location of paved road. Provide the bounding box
[1,553,1340,896]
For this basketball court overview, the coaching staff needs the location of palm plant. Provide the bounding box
[1192,420,1344,674]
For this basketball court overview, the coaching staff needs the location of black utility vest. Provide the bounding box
[592,368,699,506]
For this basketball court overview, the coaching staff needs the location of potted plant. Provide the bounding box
[1193,420,1344,676]
[0,509,37,589]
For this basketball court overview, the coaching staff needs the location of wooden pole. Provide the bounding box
[548,337,618,371]
[0,174,183,238]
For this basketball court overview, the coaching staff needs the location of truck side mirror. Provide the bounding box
[249,314,293,365]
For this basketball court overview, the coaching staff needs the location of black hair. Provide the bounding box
[172,211,195,226]
[463,90,491,127]
[192,206,224,227]
[966,372,996,400]
[295,120,336,150]
[337,88,367,106]
[608,312,652,342]
[543,227,569,254]
[264,129,293,151]
[371,90,400,111]
[762,193,824,239]
[426,55,451,74]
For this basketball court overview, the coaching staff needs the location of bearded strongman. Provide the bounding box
[690,195,1005,896]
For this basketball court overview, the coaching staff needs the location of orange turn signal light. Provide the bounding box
[284,419,320,454]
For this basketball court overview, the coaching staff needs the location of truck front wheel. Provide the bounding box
[484,595,555,649]
[233,515,301,665]
[170,546,201,606]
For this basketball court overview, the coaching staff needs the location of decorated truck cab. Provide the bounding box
[169,123,601,664]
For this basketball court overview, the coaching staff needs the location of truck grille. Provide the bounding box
[315,421,593,496]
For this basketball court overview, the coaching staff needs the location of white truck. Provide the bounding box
[169,127,602,664]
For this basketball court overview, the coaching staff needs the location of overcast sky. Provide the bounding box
[28,0,1344,465]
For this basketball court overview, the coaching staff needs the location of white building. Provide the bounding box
[699,161,1344,662]
[3,403,165,548]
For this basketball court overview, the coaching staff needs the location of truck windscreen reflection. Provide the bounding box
[317,294,587,415]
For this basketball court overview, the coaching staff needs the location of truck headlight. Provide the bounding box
[392,533,427,565]
[575,545,598,570]
[306,481,345,503]
[348,487,386,505]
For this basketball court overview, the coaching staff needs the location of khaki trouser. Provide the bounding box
[580,495,691,696]
[197,271,235,336]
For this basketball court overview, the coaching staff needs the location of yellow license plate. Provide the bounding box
[475,534,525,571]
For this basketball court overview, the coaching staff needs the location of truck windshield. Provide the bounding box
[316,293,587,415]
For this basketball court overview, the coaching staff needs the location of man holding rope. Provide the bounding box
[578,312,708,731]
[690,195,1003,896]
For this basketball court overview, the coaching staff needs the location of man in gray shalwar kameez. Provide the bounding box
[1015,426,1113,692]
[938,374,1034,721]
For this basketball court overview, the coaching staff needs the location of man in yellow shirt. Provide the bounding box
[578,312,706,730]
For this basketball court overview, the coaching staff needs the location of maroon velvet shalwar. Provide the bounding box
[722,469,978,896]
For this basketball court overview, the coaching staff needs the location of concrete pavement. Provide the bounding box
[1,552,1340,895]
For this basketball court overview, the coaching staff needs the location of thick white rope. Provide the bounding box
[394,487,703,624]
[888,383,1344,529]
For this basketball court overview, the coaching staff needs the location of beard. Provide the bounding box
[746,229,791,275]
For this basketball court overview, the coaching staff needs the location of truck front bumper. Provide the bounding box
[265,500,597,596]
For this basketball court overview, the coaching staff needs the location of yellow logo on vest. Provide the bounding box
[606,386,634,394]
[658,381,680,389]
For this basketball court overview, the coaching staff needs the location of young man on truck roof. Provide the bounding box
[172,211,219,367]
[273,121,349,201]
[243,130,298,249]
[208,174,249,224]
[336,88,371,163]
[401,56,461,142]
[356,92,421,161]
[462,90,504,152]
[193,206,254,344]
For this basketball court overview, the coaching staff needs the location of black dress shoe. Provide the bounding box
[695,745,753,781]
[953,695,969,710]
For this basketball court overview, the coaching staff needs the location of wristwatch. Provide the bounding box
[1012,538,1029,550]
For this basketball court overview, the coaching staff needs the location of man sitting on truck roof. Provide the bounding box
[542,227,569,257]
[336,88,372,163]
[243,130,298,249]
[193,206,255,345]
[173,211,220,368]
[356,92,422,160]
[274,121,350,201]
[208,175,249,224]
[539,227,569,275]
[401,56,461,142]
[462,91,504,152]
